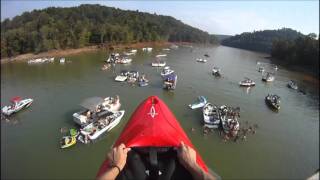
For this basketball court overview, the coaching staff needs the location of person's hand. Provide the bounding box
[177,141,198,171]
[108,143,131,170]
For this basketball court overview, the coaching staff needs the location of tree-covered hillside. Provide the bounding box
[1,4,218,58]
[221,28,304,53]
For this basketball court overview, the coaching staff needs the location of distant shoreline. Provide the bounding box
[0,41,193,64]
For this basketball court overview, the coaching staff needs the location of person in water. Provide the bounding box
[97,142,216,180]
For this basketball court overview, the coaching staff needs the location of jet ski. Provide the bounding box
[97,96,209,179]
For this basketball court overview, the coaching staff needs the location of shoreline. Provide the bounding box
[0,41,194,64]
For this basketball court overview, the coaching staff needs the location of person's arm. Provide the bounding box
[177,141,216,180]
[97,143,131,180]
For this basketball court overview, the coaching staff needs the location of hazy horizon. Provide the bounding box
[1,1,319,36]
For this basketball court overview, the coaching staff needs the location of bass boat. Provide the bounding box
[97,96,209,179]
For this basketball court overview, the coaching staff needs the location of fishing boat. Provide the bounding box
[258,66,264,72]
[160,66,174,77]
[188,96,207,109]
[156,54,167,58]
[73,96,121,127]
[60,136,76,149]
[163,73,177,90]
[265,94,281,110]
[196,58,207,63]
[262,72,275,82]
[287,80,298,90]
[212,67,221,77]
[239,78,255,87]
[96,96,210,179]
[202,103,221,128]
[80,110,125,140]
[151,60,166,67]
[2,96,33,116]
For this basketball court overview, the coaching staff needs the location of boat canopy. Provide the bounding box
[80,97,104,111]
[10,96,22,103]
[164,73,177,81]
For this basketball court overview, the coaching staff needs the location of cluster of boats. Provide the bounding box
[60,96,125,148]
[27,57,66,64]
[115,70,149,87]
[105,53,132,64]
[188,96,240,137]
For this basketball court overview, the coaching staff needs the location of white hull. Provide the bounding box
[115,75,128,82]
[2,98,33,116]
[152,62,166,67]
[202,103,220,128]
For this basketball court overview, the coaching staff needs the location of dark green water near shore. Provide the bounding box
[1,45,319,179]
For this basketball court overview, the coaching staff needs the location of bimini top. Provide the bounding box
[164,73,177,81]
[97,96,208,177]
[80,97,104,111]
[10,96,22,103]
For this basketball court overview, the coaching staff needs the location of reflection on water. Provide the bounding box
[1,45,319,179]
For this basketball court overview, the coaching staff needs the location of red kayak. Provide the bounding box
[97,96,208,179]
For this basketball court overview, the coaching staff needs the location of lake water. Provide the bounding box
[1,45,319,179]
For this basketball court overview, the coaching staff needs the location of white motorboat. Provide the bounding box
[2,96,33,116]
[202,103,221,129]
[118,57,132,64]
[60,58,65,63]
[196,58,207,63]
[212,67,221,77]
[152,61,166,67]
[170,44,179,49]
[274,65,278,71]
[28,58,43,64]
[115,75,127,82]
[287,80,298,90]
[188,96,207,109]
[80,110,125,140]
[239,78,255,87]
[221,118,240,137]
[123,52,135,56]
[48,57,55,62]
[130,49,137,53]
[265,94,281,110]
[162,48,170,51]
[163,73,177,90]
[160,66,174,77]
[156,54,167,58]
[142,47,153,52]
[262,72,275,82]
[73,96,121,127]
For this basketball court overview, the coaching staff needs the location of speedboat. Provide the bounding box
[265,94,280,110]
[73,96,121,127]
[96,96,210,179]
[239,78,255,87]
[151,60,166,67]
[189,96,207,109]
[163,73,177,90]
[115,75,127,82]
[156,54,167,58]
[262,72,275,82]
[196,58,207,63]
[59,58,65,64]
[202,103,221,129]
[2,97,33,116]
[80,110,125,140]
[287,80,298,90]
[60,136,76,149]
[160,66,174,77]
[212,67,221,77]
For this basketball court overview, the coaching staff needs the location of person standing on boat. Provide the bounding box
[97,142,216,180]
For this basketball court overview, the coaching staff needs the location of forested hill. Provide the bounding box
[221,28,304,53]
[1,4,218,58]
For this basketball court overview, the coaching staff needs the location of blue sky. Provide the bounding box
[1,1,319,35]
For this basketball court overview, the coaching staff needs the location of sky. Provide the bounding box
[1,1,319,35]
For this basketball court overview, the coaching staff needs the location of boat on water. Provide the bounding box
[101,64,111,71]
[105,53,120,63]
[156,54,167,58]
[204,54,210,57]
[219,105,240,137]
[262,72,275,82]
[265,94,281,110]
[96,96,210,178]
[2,96,33,116]
[115,75,127,82]
[170,44,179,49]
[258,66,264,72]
[287,80,298,90]
[138,74,149,87]
[239,78,256,87]
[123,52,135,56]
[162,48,170,51]
[274,65,278,71]
[117,57,132,64]
[189,96,207,109]
[60,136,76,149]
[212,67,221,77]
[142,47,153,52]
[160,66,174,77]
[80,110,125,140]
[151,60,166,67]
[72,96,121,127]
[59,58,65,64]
[202,103,221,128]
[196,58,207,63]
[163,73,177,90]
